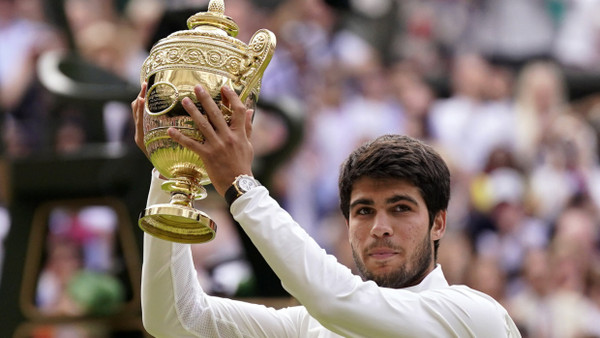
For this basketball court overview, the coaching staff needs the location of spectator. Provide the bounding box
[473,168,550,290]
[467,0,556,65]
[465,255,508,306]
[429,53,491,174]
[388,61,435,140]
[0,0,64,156]
[513,60,568,170]
[528,111,600,222]
[507,248,554,337]
[553,0,600,71]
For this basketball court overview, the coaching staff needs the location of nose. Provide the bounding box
[370,213,393,238]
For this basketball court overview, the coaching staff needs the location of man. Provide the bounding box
[133,84,521,337]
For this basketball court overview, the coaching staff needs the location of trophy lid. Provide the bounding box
[186,0,239,37]
[140,0,276,103]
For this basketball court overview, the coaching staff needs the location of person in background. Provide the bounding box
[0,0,63,157]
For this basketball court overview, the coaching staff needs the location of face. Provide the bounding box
[347,177,445,288]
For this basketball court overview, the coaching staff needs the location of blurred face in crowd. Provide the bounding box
[451,54,489,100]
[516,61,565,113]
[347,177,446,288]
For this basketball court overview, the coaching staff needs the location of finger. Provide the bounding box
[133,82,148,158]
[194,84,228,132]
[221,87,231,110]
[222,86,247,132]
[135,100,144,134]
[131,83,143,112]
[168,127,204,155]
[182,96,217,141]
[140,82,147,99]
[245,109,253,139]
[220,91,232,121]
[133,83,147,118]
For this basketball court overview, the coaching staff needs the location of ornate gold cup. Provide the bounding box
[138,0,276,243]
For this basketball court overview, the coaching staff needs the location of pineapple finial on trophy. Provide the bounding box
[208,0,225,14]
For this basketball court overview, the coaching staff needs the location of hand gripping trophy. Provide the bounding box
[138,0,276,243]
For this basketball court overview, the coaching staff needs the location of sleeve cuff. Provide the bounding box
[147,168,170,206]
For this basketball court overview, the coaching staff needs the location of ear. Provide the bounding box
[431,210,446,241]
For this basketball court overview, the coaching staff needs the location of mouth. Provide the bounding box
[368,248,398,260]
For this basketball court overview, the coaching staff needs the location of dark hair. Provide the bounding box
[338,135,451,257]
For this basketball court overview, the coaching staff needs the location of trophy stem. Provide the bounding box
[138,176,216,244]
[167,177,194,206]
[163,175,208,202]
[170,192,193,207]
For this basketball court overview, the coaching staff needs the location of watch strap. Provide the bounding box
[224,181,241,206]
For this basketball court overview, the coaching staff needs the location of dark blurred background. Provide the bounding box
[1,0,600,337]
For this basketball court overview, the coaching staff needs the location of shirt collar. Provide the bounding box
[403,264,449,293]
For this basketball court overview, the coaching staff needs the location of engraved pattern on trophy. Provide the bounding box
[141,42,249,82]
[138,0,276,243]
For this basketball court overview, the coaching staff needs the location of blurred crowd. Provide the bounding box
[2,0,600,337]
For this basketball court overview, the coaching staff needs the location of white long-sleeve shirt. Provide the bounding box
[141,171,522,337]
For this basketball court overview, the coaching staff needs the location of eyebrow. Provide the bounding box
[349,194,419,209]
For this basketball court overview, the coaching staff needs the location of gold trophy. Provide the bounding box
[138,0,276,243]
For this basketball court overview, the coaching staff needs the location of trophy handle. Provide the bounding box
[239,29,277,103]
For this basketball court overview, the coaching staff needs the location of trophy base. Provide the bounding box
[139,204,217,244]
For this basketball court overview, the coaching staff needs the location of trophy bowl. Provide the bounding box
[138,0,276,243]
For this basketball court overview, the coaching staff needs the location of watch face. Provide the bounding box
[238,176,257,192]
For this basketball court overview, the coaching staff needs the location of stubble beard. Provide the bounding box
[352,232,433,288]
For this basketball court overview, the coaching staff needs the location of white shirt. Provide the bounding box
[141,171,522,337]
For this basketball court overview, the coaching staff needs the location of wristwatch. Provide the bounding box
[225,174,261,206]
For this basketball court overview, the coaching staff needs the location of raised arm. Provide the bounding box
[134,85,302,338]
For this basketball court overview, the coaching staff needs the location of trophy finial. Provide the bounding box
[208,0,225,15]
[187,0,238,37]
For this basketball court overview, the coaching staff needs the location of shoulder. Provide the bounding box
[441,285,508,315]
[419,285,520,337]
[445,284,505,309]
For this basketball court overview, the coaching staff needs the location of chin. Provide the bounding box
[369,263,399,276]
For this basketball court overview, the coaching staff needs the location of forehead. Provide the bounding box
[350,177,424,204]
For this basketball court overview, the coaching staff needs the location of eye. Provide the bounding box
[393,204,412,212]
[354,207,373,216]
